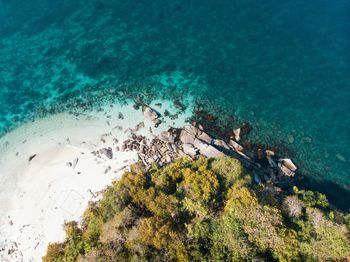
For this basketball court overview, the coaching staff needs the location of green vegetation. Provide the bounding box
[43,157,350,261]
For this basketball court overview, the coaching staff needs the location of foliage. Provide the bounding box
[44,157,350,261]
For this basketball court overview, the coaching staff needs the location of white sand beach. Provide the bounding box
[0,100,192,262]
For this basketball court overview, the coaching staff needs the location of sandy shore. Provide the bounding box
[0,100,192,262]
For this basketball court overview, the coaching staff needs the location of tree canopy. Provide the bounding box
[43,157,350,262]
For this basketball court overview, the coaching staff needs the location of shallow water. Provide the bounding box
[0,1,349,194]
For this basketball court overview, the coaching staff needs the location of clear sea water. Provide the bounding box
[0,1,349,205]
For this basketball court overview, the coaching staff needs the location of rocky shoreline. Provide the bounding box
[120,104,298,189]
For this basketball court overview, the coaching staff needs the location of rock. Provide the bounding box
[265,150,277,167]
[135,121,145,131]
[278,158,297,177]
[233,128,241,141]
[287,134,295,144]
[228,140,244,152]
[182,143,198,157]
[159,131,175,143]
[197,131,213,144]
[253,172,262,184]
[118,112,124,119]
[184,125,202,137]
[100,147,113,159]
[336,153,346,162]
[28,154,37,162]
[213,139,230,150]
[179,129,196,144]
[200,144,225,158]
[143,105,161,127]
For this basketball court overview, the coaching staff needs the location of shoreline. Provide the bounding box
[0,98,349,261]
[0,99,193,261]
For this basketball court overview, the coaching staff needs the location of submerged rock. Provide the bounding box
[336,153,346,162]
[287,134,295,144]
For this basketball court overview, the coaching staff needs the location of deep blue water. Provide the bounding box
[0,1,349,192]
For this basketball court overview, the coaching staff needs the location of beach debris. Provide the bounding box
[233,128,241,141]
[278,158,297,177]
[28,154,37,162]
[66,162,72,167]
[142,105,161,127]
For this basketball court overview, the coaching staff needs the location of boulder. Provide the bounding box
[265,150,277,167]
[233,128,241,141]
[182,143,198,157]
[179,129,196,144]
[159,131,175,143]
[201,145,225,158]
[228,139,244,152]
[184,125,201,137]
[213,139,230,150]
[197,131,213,144]
[143,105,161,126]
[278,158,297,177]
[100,147,113,159]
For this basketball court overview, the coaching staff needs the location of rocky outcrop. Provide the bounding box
[121,120,297,186]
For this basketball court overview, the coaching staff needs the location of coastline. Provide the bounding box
[0,98,349,261]
[0,99,192,261]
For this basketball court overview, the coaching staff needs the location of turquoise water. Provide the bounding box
[0,1,349,203]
